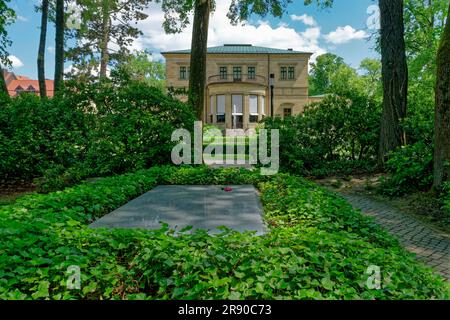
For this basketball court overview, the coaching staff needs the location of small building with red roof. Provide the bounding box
[4,70,54,98]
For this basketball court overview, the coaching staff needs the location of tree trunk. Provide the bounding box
[188,0,210,120]
[38,0,49,98]
[433,2,450,189]
[100,0,111,78]
[54,0,64,93]
[378,0,408,165]
[0,69,7,94]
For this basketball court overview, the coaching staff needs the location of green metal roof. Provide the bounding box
[162,44,310,55]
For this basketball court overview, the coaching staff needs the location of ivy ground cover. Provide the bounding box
[0,166,448,300]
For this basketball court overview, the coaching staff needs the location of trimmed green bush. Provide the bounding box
[0,166,448,300]
[263,94,380,176]
[0,78,196,186]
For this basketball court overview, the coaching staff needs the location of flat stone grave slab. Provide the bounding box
[90,185,266,234]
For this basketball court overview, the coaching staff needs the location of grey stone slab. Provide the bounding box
[89,185,266,235]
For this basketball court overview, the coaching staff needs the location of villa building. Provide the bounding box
[162,44,317,130]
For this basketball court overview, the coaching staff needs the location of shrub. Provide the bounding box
[444,182,450,214]
[263,94,380,176]
[0,94,87,180]
[0,78,196,183]
[0,166,448,300]
[380,142,433,196]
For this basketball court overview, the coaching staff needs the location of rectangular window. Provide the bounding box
[216,95,226,123]
[248,66,256,80]
[232,95,243,114]
[283,108,292,118]
[249,95,258,114]
[288,67,295,79]
[280,67,287,80]
[219,67,227,80]
[249,95,259,123]
[233,67,242,81]
[179,66,187,80]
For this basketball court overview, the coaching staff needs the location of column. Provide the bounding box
[225,93,232,129]
[243,94,249,129]
[211,95,216,124]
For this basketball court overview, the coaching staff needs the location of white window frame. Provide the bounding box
[217,95,226,115]
[232,95,243,115]
[249,95,258,115]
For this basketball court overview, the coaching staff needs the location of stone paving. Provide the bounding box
[341,192,450,282]
[90,185,266,235]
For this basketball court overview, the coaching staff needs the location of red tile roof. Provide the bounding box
[4,71,54,97]
[3,70,16,85]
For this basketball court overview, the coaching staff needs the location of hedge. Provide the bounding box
[0,166,448,300]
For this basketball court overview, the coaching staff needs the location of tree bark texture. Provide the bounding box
[54,0,65,93]
[433,2,450,189]
[378,0,409,164]
[188,0,210,120]
[38,0,49,98]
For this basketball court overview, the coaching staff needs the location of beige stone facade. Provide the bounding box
[162,44,315,130]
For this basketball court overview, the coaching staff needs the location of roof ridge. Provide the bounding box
[162,44,312,55]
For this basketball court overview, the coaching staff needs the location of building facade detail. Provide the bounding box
[162,44,315,130]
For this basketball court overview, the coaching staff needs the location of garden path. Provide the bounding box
[340,192,450,282]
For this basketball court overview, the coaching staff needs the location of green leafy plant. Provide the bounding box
[263,94,380,176]
[0,166,448,300]
[0,75,196,186]
[380,142,434,196]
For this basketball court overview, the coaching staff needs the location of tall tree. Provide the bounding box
[309,53,345,95]
[433,2,450,189]
[99,0,111,78]
[0,0,15,95]
[38,0,49,98]
[188,0,211,119]
[377,0,408,164]
[54,0,65,92]
[117,50,166,90]
[67,0,150,80]
[304,0,409,165]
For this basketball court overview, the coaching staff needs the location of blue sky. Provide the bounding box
[6,0,380,79]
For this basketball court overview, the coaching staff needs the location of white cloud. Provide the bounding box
[324,25,368,44]
[290,14,316,26]
[9,55,24,68]
[47,46,55,54]
[132,0,326,63]
[17,15,28,22]
[64,64,111,78]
